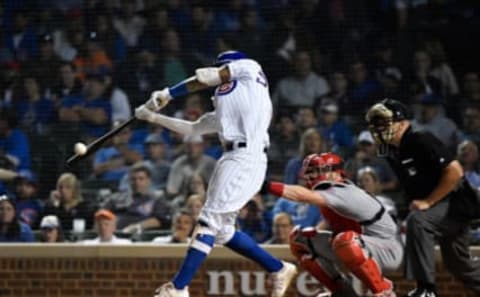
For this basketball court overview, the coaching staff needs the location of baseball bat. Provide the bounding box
[66,117,137,166]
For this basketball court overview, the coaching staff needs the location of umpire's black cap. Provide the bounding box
[380,98,409,121]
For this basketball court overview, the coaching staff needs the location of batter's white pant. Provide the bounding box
[198,148,267,244]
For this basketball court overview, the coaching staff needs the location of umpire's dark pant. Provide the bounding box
[405,195,480,293]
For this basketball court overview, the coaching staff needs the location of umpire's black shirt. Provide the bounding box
[386,126,453,201]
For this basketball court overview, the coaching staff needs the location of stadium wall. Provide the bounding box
[0,244,477,297]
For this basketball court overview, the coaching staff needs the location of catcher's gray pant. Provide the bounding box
[405,195,480,293]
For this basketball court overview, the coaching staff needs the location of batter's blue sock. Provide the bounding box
[172,233,215,289]
[225,231,283,272]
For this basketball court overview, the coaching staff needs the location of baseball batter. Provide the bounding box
[262,152,403,297]
[135,51,297,297]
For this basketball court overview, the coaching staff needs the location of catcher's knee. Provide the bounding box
[289,225,312,260]
[332,231,367,266]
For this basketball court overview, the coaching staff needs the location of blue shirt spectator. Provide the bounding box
[59,74,112,138]
[0,109,31,170]
[0,195,35,242]
[272,198,322,228]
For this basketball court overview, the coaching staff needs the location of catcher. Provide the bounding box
[262,152,403,297]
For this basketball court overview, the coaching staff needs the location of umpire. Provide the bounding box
[366,99,480,297]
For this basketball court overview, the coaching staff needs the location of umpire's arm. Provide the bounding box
[423,160,464,207]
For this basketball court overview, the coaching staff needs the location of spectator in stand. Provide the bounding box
[407,49,442,103]
[23,33,62,95]
[356,166,398,221]
[273,50,329,111]
[320,70,350,108]
[295,107,317,131]
[102,163,171,233]
[236,6,265,60]
[112,0,146,48]
[0,108,31,170]
[273,128,324,228]
[43,173,95,231]
[316,100,354,154]
[104,73,132,125]
[461,104,480,147]
[448,72,480,126]
[12,74,56,136]
[237,197,270,243]
[51,62,83,103]
[377,67,404,101]
[153,208,195,244]
[284,128,325,185]
[58,73,112,139]
[38,215,65,243]
[13,170,42,228]
[136,133,171,191]
[73,31,113,80]
[3,9,38,62]
[160,28,194,87]
[82,209,131,244]
[166,135,216,200]
[51,10,85,61]
[92,13,128,64]
[456,140,480,190]
[138,6,170,55]
[348,60,381,111]
[269,113,300,176]
[116,49,163,108]
[264,212,294,244]
[0,194,34,242]
[182,2,218,65]
[93,122,144,184]
[185,194,205,221]
[425,39,459,98]
[344,130,398,191]
[411,93,462,153]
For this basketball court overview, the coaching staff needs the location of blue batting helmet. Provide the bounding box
[214,50,248,66]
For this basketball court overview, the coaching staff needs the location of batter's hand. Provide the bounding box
[145,88,172,111]
[410,199,432,211]
[135,104,157,122]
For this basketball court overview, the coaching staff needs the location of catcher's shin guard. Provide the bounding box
[332,231,392,294]
[299,255,342,292]
[290,226,343,293]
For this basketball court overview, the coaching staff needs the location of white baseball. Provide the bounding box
[74,142,88,156]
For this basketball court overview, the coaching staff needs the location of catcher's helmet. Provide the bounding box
[214,50,248,66]
[301,152,345,189]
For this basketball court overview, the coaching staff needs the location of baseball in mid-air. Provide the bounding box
[74,142,88,156]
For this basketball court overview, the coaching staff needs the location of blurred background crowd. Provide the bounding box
[1,0,480,244]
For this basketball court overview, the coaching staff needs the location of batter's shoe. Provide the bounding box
[153,282,189,297]
[404,288,437,297]
[270,261,298,297]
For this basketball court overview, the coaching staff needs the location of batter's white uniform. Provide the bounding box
[162,59,272,243]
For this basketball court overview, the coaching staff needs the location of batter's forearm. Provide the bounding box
[145,114,195,135]
[169,76,210,98]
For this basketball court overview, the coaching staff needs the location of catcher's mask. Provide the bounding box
[301,152,345,189]
[365,98,408,147]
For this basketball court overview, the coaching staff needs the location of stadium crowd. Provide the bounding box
[1,0,480,244]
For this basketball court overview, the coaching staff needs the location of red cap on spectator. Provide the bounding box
[95,209,116,221]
